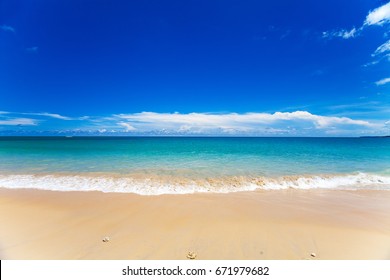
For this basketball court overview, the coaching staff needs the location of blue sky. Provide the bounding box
[0,0,389,136]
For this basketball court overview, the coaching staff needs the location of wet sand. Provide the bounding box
[0,188,389,259]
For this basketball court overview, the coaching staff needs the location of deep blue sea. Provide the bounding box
[0,137,389,194]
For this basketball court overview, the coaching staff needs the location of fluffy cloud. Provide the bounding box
[114,111,375,134]
[366,3,390,65]
[1,109,384,136]
[375,77,390,85]
[364,2,390,26]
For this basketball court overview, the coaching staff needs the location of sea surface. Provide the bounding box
[0,137,389,195]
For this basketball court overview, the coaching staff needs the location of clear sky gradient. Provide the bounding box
[0,0,389,136]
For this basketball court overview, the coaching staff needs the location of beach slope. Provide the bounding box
[0,188,390,259]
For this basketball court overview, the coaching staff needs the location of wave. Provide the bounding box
[0,172,390,195]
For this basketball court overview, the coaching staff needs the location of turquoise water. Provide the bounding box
[0,137,389,194]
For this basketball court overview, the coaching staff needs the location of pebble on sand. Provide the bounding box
[310,253,316,258]
[187,251,197,259]
[102,237,110,242]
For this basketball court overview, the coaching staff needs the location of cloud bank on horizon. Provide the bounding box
[0,110,388,136]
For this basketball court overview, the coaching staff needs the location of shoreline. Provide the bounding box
[1,172,389,195]
[0,188,390,259]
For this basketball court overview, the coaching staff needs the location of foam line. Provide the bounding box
[0,172,389,195]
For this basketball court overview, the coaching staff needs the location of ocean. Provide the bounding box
[0,137,389,195]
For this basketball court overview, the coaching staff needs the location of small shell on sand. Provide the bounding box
[187,251,197,259]
[310,253,316,258]
[102,236,110,242]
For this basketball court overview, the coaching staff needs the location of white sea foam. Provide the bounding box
[0,172,390,195]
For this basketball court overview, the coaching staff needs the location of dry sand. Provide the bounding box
[0,188,390,260]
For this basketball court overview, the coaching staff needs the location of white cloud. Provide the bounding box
[324,2,390,39]
[365,4,390,60]
[362,59,380,67]
[323,2,390,74]
[0,118,38,126]
[114,111,375,133]
[373,39,390,55]
[323,1,390,40]
[0,25,15,32]
[0,111,89,121]
[375,77,390,85]
[40,113,72,120]
[118,122,136,131]
[364,2,390,26]
[24,112,73,120]
[1,110,386,136]
[322,28,358,39]
[341,28,358,39]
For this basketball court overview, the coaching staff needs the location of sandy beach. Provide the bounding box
[0,188,390,260]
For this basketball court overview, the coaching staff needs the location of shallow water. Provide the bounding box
[0,137,389,194]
